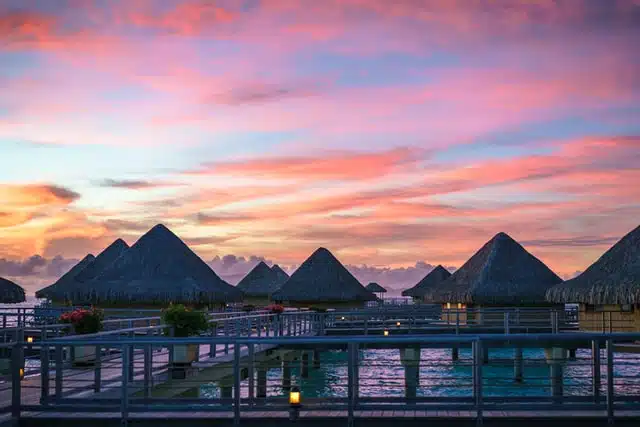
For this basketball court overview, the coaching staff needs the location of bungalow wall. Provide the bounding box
[578,304,640,332]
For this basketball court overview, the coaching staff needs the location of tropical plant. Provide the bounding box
[162,304,210,337]
[59,307,104,335]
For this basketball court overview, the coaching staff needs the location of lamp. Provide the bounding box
[27,336,34,344]
[341,316,345,321]
[19,368,24,380]
[396,321,401,327]
[446,302,451,310]
[383,329,389,336]
[289,385,301,420]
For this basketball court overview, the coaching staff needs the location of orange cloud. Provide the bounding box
[189,147,424,181]
[0,184,80,208]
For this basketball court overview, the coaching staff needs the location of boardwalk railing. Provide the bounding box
[3,332,640,424]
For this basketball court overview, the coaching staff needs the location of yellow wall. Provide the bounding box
[578,304,640,332]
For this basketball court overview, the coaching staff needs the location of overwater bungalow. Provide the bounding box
[236,261,289,305]
[36,239,128,302]
[421,232,563,324]
[402,265,452,303]
[546,224,640,332]
[272,247,376,309]
[365,282,387,300]
[0,277,26,304]
[56,224,243,307]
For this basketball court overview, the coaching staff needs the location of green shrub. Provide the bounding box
[162,304,210,337]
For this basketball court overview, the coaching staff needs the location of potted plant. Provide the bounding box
[59,307,104,365]
[162,304,209,364]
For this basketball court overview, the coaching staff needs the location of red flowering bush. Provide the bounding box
[59,308,104,334]
[267,304,284,314]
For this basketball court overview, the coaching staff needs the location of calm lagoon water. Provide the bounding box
[202,348,640,399]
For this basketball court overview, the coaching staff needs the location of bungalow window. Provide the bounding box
[620,304,633,313]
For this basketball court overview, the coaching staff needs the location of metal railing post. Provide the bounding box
[347,342,358,427]
[210,323,217,357]
[94,344,102,393]
[248,344,255,405]
[121,343,130,426]
[473,339,483,425]
[40,343,50,404]
[592,339,601,404]
[224,321,230,354]
[128,332,135,381]
[55,344,63,402]
[504,312,510,334]
[233,342,241,425]
[144,344,152,398]
[606,338,614,424]
[11,341,22,419]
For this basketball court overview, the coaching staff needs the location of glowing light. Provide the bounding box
[396,321,401,327]
[446,303,451,309]
[289,386,301,406]
[383,330,389,336]
[19,368,24,380]
[27,337,34,344]
[341,316,345,320]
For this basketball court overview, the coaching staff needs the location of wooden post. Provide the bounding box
[282,355,292,392]
[514,347,523,383]
[55,345,63,402]
[452,347,459,362]
[144,344,152,399]
[300,351,310,378]
[11,342,22,419]
[233,343,241,425]
[256,367,267,398]
[121,344,130,426]
[473,340,483,424]
[312,349,321,369]
[248,344,255,403]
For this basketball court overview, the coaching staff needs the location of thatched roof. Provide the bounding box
[421,232,563,305]
[35,254,95,299]
[271,264,289,283]
[74,239,129,282]
[365,282,387,293]
[236,261,287,297]
[0,277,26,303]
[66,224,243,304]
[402,265,452,298]
[272,247,376,302]
[546,225,640,304]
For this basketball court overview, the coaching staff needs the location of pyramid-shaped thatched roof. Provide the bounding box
[365,282,387,293]
[72,224,243,304]
[74,239,129,282]
[421,233,563,305]
[402,265,452,298]
[0,277,26,303]
[35,254,95,299]
[236,261,287,297]
[271,264,289,284]
[272,248,376,302]
[546,225,640,304]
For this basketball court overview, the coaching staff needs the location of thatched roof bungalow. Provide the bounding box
[402,265,452,301]
[422,232,562,306]
[546,224,640,332]
[0,277,26,304]
[64,224,243,306]
[365,282,387,293]
[236,261,288,304]
[271,264,289,284]
[36,239,129,302]
[35,254,95,300]
[272,247,376,308]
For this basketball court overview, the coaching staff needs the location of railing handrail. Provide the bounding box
[38,331,640,346]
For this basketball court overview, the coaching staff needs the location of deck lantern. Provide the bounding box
[289,385,301,420]
[396,321,401,327]
[19,368,24,380]
[26,336,34,344]
[341,316,345,321]
[383,329,389,336]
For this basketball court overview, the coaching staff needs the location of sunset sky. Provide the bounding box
[1,0,639,294]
